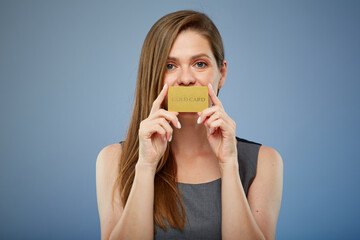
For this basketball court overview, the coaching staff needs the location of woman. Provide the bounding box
[96,10,283,240]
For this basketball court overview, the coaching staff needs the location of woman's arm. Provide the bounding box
[198,84,283,239]
[96,144,156,240]
[96,84,178,240]
[221,146,283,240]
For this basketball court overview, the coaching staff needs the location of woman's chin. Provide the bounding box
[178,112,198,119]
[179,112,198,115]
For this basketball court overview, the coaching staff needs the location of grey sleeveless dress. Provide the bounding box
[120,136,262,240]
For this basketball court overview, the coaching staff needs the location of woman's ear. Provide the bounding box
[218,60,227,90]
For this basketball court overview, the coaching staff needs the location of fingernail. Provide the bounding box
[209,83,213,90]
[209,128,212,134]
[197,117,201,124]
[177,121,181,129]
[163,83,167,90]
[164,136,167,141]
[169,135,172,142]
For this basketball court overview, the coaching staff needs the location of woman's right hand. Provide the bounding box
[138,83,181,169]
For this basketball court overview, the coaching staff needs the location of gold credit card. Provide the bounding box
[168,86,208,112]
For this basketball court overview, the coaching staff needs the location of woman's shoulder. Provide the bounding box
[96,142,122,173]
[98,142,123,158]
[258,145,283,174]
[235,136,282,172]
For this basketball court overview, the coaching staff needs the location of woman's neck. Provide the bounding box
[170,113,212,157]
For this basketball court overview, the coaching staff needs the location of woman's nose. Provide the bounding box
[177,67,196,86]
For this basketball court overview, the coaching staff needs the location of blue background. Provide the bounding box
[1,0,359,239]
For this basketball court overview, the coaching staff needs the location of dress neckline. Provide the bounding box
[176,177,221,185]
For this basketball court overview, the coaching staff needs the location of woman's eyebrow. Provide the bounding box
[190,53,211,60]
[167,56,178,61]
[167,53,211,61]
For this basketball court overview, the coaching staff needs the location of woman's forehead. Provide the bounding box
[168,30,215,60]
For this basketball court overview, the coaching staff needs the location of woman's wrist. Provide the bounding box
[219,159,239,177]
[135,160,157,176]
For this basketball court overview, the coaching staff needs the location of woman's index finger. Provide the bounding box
[208,83,222,107]
[151,83,168,113]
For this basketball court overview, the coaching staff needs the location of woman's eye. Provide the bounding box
[166,64,175,70]
[195,62,207,68]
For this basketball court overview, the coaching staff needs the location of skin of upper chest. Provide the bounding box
[174,152,221,183]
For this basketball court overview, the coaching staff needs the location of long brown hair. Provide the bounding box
[112,10,225,234]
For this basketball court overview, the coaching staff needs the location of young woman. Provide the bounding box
[96,10,283,240]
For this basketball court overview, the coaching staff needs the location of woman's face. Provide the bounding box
[163,30,227,109]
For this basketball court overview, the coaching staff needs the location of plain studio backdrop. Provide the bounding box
[1,0,359,239]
